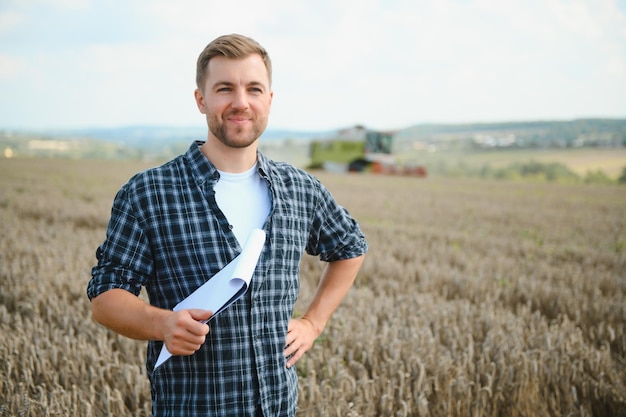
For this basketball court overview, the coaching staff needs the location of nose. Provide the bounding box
[232,89,249,110]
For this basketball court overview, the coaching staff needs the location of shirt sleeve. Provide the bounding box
[87,184,153,300]
[306,180,368,262]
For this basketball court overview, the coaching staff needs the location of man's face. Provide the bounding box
[195,54,273,149]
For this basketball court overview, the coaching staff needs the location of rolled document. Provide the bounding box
[154,229,266,368]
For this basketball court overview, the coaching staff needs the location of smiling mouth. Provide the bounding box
[226,113,252,124]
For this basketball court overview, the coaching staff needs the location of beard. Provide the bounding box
[208,111,267,149]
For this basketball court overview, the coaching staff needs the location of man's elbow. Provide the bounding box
[90,293,108,326]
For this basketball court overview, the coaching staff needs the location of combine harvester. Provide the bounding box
[308,125,427,177]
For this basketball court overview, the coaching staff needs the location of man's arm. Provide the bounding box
[90,289,212,356]
[284,254,365,368]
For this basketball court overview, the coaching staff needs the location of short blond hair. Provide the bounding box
[196,34,272,90]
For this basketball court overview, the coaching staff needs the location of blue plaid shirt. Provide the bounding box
[87,141,368,417]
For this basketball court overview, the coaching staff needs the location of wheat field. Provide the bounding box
[1,157,625,416]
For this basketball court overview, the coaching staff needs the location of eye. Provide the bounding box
[249,87,263,94]
[217,87,232,93]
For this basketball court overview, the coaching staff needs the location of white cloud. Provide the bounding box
[0,54,25,78]
[25,0,89,7]
[0,10,24,33]
[604,53,626,77]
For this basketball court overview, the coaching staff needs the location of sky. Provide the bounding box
[1,0,625,132]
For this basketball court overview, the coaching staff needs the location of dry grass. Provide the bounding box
[1,158,625,416]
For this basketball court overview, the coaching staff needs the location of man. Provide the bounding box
[87,33,367,417]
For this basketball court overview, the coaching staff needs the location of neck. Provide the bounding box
[199,136,258,173]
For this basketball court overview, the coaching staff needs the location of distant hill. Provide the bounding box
[394,118,626,150]
[1,118,624,160]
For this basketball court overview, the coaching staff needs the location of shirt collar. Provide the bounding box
[256,151,272,182]
[184,141,273,187]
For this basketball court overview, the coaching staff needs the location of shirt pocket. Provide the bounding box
[269,213,309,269]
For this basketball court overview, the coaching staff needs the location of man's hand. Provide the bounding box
[282,255,365,368]
[91,289,213,356]
[162,309,212,356]
[284,317,322,368]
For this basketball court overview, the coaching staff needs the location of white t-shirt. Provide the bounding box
[214,164,271,246]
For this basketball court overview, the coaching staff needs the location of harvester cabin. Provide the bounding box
[309,125,395,172]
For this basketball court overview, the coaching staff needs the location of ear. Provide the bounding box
[194,89,207,114]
